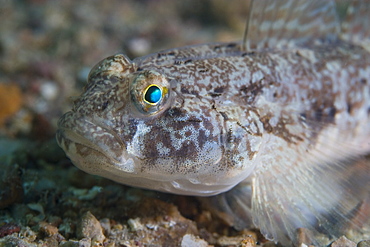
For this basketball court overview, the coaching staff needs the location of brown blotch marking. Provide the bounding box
[226,43,238,48]
[309,101,337,123]
[174,132,182,140]
[140,127,173,160]
[198,68,209,73]
[185,130,192,137]
[157,51,176,59]
[223,132,251,168]
[180,87,190,94]
[219,112,229,121]
[328,107,336,119]
[260,114,304,144]
[214,86,225,93]
[209,93,222,98]
[174,142,202,168]
[209,86,225,97]
[347,103,352,115]
[239,79,266,104]
[347,101,365,116]
[213,45,222,51]
[241,51,255,57]
[246,144,257,160]
[100,100,109,111]
[181,87,200,96]
[168,107,184,118]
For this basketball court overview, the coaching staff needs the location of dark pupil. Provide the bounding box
[145,85,162,104]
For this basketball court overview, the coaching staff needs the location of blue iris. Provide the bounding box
[144,85,162,104]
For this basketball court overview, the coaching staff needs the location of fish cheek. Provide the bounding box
[214,112,263,179]
[134,115,222,176]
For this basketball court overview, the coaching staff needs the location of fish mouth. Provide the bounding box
[56,127,134,172]
[56,111,137,174]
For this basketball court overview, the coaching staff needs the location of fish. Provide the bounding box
[56,0,370,245]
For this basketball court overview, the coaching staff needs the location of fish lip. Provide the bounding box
[56,110,137,172]
[56,125,139,175]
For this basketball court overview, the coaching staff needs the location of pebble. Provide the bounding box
[99,218,111,236]
[181,234,208,247]
[39,221,59,237]
[59,238,91,247]
[71,186,103,200]
[358,240,370,247]
[0,223,21,238]
[330,236,356,247]
[127,217,144,232]
[0,83,22,125]
[77,211,105,244]
[0,235,37,247]
[217,235,257,247]
[240,235,257,247]
[39,81,58,101]
[0,163,23,209]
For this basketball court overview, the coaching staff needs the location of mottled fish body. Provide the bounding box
[57,0,370,245]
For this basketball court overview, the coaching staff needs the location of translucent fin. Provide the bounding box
[252,145,370,245]
[339,0,370,46]
[210,155,370,245]
[199,180,254,229]
[243,0,340,51]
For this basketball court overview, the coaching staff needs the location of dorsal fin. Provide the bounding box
[243,0,340,51]
[339,0,370,47]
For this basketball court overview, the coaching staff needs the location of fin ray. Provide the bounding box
[340,0,370,46]
[207,127,370,245]
[243,0,339,51]
[251,141,369,245]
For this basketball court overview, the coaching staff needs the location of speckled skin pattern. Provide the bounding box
[57,39,370,194]
[57,0,370,244]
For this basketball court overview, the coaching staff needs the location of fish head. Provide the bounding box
[57,54,257,196]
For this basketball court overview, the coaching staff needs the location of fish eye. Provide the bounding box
[143,84,162,105]
[130,70,170,115]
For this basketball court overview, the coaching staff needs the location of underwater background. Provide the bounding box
[0,1,368,246]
